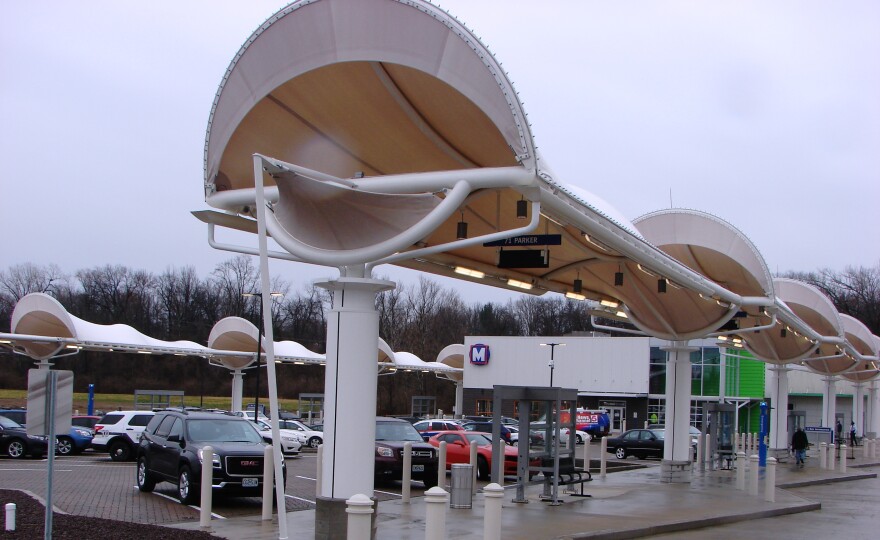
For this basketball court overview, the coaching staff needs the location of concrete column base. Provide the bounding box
[660,460,692,483]
[769,447,790,462]
[315,496,377,540]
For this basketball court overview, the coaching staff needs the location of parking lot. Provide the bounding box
[0,440,653,526]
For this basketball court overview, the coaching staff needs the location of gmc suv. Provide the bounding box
[375,417,439,488]
[136,410,285,504]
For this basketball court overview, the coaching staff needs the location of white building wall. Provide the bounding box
[463,336,649,393]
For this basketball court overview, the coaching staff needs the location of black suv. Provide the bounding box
[375,417,439,488]
[136,410,285,504]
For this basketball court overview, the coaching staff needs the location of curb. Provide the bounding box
[778,472,877,489]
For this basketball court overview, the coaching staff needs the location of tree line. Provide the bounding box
[1,258,877,414]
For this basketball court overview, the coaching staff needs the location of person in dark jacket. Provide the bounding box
[791,428,809,467]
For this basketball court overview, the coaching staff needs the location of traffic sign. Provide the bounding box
[26,369,73,437]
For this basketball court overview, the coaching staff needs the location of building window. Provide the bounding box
[412,396,435,418]
[475,399,493,417]
[649,347,666,395]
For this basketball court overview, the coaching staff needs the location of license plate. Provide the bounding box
[412,465,424,472]
[242,477,259,487]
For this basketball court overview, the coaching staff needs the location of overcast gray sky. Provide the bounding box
[2,1,878,302]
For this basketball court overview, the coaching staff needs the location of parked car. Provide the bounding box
[461,421,512,444]
[253,420,303,456]
[647,424,703,446]
[0,408,94,455]
[136,410,285,504]
[560,427,590,445]
[71,415,101,431]
[427,431,536,480]
[92,410,155,461]
[605,428,697,460]
[375,417,439,488]
[413,419,464,440]
[270,419,323,448]
[0,415,48,459]
[506,426,544,446]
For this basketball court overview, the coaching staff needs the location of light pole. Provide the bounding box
[242,291,283,423]
[540,342,565,387]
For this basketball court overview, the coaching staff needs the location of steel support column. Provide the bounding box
[661,341,697,483]
[768,365,791,459]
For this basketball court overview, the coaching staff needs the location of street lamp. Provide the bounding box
[242,291,283,423]
[539,342,565,387]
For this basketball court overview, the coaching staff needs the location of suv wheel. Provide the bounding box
[137,457,156,492]
[178,466,199,505]
[109,440,132,462]
[56,436,74,456]
[5,439,26,459]
[308,436,322,448]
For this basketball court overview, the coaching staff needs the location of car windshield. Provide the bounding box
[186,419,263,443]
[0,416,22,429]
[650,429,666,440]
[375,421,423,442]
[464,433,493,446]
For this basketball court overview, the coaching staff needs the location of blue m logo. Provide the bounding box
[469,344,490,365]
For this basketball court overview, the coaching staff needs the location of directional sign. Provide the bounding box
[483,234,562,247]
[26,369,73,436]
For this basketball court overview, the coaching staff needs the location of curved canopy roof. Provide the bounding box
[435,343,465,383]
[838,315,880,382]
[198,0,774,342]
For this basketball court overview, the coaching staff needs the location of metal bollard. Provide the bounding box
[584,435,591,472]
[438,441,447,489]
[600,436,608,478]
[839,445,847,472]
[5,503,15,531]
[262,445,274,520]
[424,487,448,540]
[316,444,323,497]
[764,457,776,502]
[704,434,711,469]
[482,483,504,540]
[696,433,703,471]
[819,443,827,470]
[828,443,836,470]
[736,452,746,490]
[346,493,373,540]
[402,442,412,503]
[200,445,213,528]
[644,420,648,429]
[748,455,759,496]
[470,440,479,492]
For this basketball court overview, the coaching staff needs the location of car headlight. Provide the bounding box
[74,429,92,437]
[376,446,394,457]
[197,448,222,468]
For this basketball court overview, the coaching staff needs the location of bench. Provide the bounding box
[540,459,592,498]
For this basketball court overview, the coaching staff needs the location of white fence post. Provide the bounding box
[346,494,373,540]
[819,443,827,470]
[482,483,504,540]
[695,433,703,471]
[584,436,591,472]
[839,444,847,472]
[748,455,759,496]
[316,444,323,497]
[764,457,776,502]
[600,436,608,478]
[704,434,711,468]
[424,487,448,540]
[402,442,412,503]
[828,443,836,470]
[735,452,746,490]
[438,441,447,489]
[262,445,274,520]
[5,503,15,531]
[200,445,213,529]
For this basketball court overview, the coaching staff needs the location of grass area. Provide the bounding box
[0,389,300,415]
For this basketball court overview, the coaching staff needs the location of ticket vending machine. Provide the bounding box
[705,403,736,470]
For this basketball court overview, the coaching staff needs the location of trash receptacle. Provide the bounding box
[450,464,474,509]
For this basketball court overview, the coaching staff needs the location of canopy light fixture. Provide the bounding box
[294,361,305,365]
[614,269,624,286]
[137,350,151,354]
[507,278,533,290]
[454,266,485,279]
[600,299,619,308]
[565,292,586,301]
[573,277,582,293]
[0,339,11,344]
[516,197,528,219]
[658,278,667,293]
[616,310,627,318]
[717,335,728,341]
[456,211,468,240]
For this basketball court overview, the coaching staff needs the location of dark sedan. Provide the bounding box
[606,428,696,460]
[0,416,49,459]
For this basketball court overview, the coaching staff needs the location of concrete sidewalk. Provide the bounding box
[169,453,880,540]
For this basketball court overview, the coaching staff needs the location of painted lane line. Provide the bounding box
[373,489,401,498]
[295,475,316,481]
[140,488,226,519]
[284,494,316,505]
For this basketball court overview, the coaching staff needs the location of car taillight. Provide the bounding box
[94,425,104,433]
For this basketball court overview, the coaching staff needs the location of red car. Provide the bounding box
[427,431,536,480]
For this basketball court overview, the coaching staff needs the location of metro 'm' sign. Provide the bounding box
[469,344,490,365]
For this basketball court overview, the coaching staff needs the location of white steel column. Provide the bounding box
[454,381,464,418]
[317,276,394,500]
[868,381,879,438]
[231,370,244,412]
[768,365,791,459]
[661,341,697,483]
[822,376,837,429]
[853,382,864,438]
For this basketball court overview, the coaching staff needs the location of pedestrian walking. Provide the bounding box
[791,427,808,468]
[850,421,857,446]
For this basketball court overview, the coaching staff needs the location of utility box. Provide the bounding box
[450,464,474,509]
